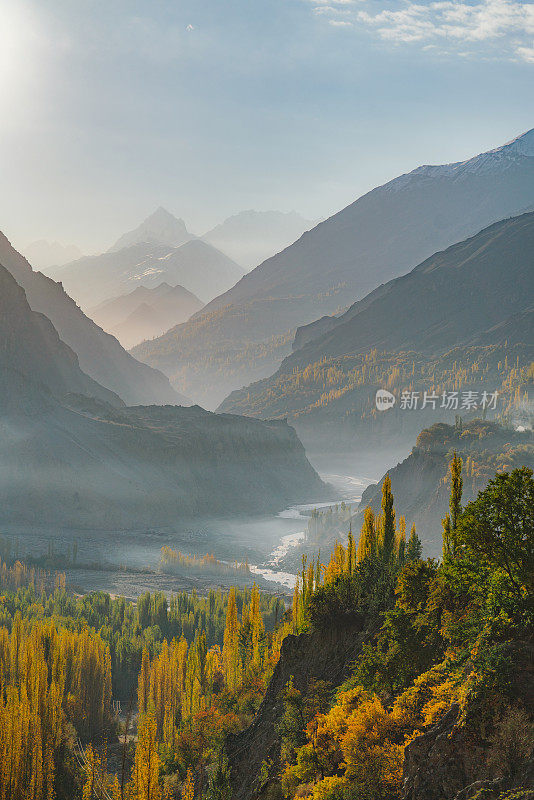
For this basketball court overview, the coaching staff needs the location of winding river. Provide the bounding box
[249,471,375,590]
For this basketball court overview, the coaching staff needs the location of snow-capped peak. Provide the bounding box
[497,128,534,158]
[388,128,534,191]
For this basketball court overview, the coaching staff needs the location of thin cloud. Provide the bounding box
[308,0,534,62]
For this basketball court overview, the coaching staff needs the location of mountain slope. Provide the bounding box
[0,264,122,411]
[219,212,534,451]
[90,283,204,349]
[353,420,534,556]
[108,206,193,252]
[0,232,186,406]
[0,267,324,527]
[286,211,534,363]
[202,209,316,269]
[151,239,245,303]
[133,128,534,408]
[55,238,244,308]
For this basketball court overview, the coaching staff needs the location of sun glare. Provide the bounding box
[0,2,41,99]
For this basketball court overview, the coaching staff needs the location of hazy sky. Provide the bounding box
[1,0,533,253]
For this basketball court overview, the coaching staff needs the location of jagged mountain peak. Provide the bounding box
[108,207,193,253]
[146,206,186,225]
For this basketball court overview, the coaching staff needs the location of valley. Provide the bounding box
[0,460,383,599]
[0,64,532,798]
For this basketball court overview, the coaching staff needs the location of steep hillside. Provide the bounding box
[226,614,375,799]
[226,468,534,800]
[290,211,534,362]
[220,213,534,451]
[0,232,185,406]
[354,420,534,555]
[134,129,534,407]
[0,263,323,526]
[0,264,122,411]
[56,238,243,308]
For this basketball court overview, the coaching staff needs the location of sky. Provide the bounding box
[0,0,533,253]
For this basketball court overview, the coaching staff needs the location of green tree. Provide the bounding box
[451,467,534,598]
[443,452,463,558]
[380,475,396,561]
[406,524,422,562]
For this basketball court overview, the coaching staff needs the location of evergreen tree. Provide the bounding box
[442,452,463,558]
[380,475,396,561]
[396,516,407,563]
[406,525,422,562]
[449,451,463,531]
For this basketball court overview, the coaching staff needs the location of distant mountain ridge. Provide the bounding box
[0,231,186,406]
[22,240,83,269]
[203,209,316,269]
[90,283,204,349]
[55,237,244,308]
[133,128,534,408]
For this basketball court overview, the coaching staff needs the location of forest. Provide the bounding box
[0,460,532,800]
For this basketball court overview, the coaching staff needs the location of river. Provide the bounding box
[249,470,376,590]
[4,467,381,599]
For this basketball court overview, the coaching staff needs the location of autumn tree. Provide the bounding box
[222,588,239,692]
[129,712,162,800]
[356,508,376,563]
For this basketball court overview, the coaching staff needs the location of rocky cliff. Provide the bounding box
[226,614,374,800]
[403,642,534,800]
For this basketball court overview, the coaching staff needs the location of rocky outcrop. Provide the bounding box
[403,643,534,800]
[226,613,374,800]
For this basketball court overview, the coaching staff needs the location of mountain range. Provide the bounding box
[0,263,121,412]
[0,232,185,406]
[0,260,324,528]
[52,237,244,309]
[219,211,534,450]
[90,283,204,350]
[132,129,534,409]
